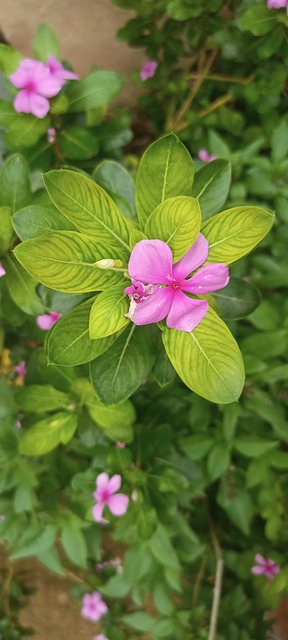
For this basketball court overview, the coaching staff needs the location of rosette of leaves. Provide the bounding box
[14,133,274,405]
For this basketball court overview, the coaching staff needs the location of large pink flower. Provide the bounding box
[124,234,229,333]
[92,473,129,523]
[10,58,62,118]
[46,55,78,84]
[251,554,280,580]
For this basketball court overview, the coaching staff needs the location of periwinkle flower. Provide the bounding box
[267,0,286,8]
[81,592,108,622]
[92,473,129,523]
[10,58,63,118]
[140,61,158,81]
[14,360,26,380]
[124,234,229,333]
[47,127,56,143]
[251,554,280,580]
[46,55,78,84]
[198,149,217,163]
[93,635,109,640]
[36,311,62,330]
[0,263,6,277]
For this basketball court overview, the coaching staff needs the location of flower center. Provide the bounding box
[101,489,110,503]
[25,81,36,93]
[166,276,181,291]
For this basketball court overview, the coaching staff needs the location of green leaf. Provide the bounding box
[144,196,201,262]
[178,434,214,460]
[43,170,132,252]
[0,153,31,212]
[233,438,278,457]
[201,206,275,265]
[19,412,78,456]
[87,396,135,443]
[90,325,155,404]
[152,344,176,388]
[153,618,176,638]
[33,24,61,61]
[271,120,288,162]
[59,125,100,160]
[10,525,57,560]
[13,204,77,241]
[0,44,23,75]
[239,6,276,36]
[3,253,44,315]
[16,385,70,413]
[136,133,194,228]
[93,159,136,221]
[149,524,180,570]
[207,442,230,480]
[4,115,49,149]
[14,231,128,293]
[153,583,175,616]
[47,297,121,366]
[213,277,260,320]
[122,612,155,633]
[89,283,129,339]
[37,547,64,576]
[163,307,245,404]
[192,159,231,220]
[66,70,123,112]
[61,525,87,569]
[0,206,14,255]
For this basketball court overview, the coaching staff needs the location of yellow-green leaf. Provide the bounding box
[89,283,129,339]
[162,307,245,404]
[144,196,201,262]
[19,412,78,456]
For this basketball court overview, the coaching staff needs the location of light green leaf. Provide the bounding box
[93,159,136,221]
[136,133,194,228]
[16,385,70,413]
[149,524,180,570]
[14,230,128,293]
[10,525,57,560]
[90,325,155,404]
[43,170,132,252]
[0,153,31,213]
[61,526,87,569]
[47,297,121,366]
[87,396,135,443]
[192,159,231,220]
[66,69,123,112]
[13,204,77,241]
[122,612,155,633]
[89,283,129,339]
[19,411,78,456]
[0,44,23,75]
[4,253,44,315]
[59,125,100,160]
[201,206,275,265]
[207,443,230,480]
[144,196,201,262]
[163,307,245,404]
[239,6,276,36]
[213,277,260,320]
[4,115,49,149]
[33,24,61,61]
[0,206,14,254]
[233,438,278,457]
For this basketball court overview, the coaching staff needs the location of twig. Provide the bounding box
[192,546,210,608]
[189,73,254,85]
[2,560,13,619]
[197,94,234,118]
[208,527,224,640]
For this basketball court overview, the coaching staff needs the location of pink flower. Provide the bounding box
[251,554,280,580]
[0,262,6,277]
[93,635,109,640]
[115,442,125,448]
[47,127,56,143]
[10,58,62,118]
[92,473,129,523]
[140,61,158,81]
[267,0,286,8]
[198,149,217,163]
[36,311,62,331]
[14,360,26,380]
[124,234,229,333]
[46,55,78,84]
[81,592,108,622]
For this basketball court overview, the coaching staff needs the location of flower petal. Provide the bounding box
[251,565,265,575]
[10,67,29,89]
[107,474,122,495]
[36,72,63,97]
[92,501,108,523]
[173,233,209,281]
[182,263,229,294]
[29,93,50,118]
[255,554,266,566]
[166,290,208,332]
[95,472,110,492]
[132,287,173,326]
[128,239,173,284]
[108,493,129,516]
[14,90,31,114]
[36,313,55,330]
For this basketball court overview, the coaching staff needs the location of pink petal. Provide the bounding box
[29,93,50,118]
[92,501,107,523]
[49,311,62,323]
[14,90,31,114]
[10,67,29,89]
[62,67,79,80]
[251,565,265,575]
[0,263,6,277]
[255,554,267,566]
[132,287,173,325]
[36,72,63,97]
[173,234,209,281]
[182,263,229,294]
[107,493,129,516]
[166,290,209,332]
[128,239,173,284]
[95,472,110,492]
[36,313,55,330]
[106,474,122,495]
[47,55,63,74]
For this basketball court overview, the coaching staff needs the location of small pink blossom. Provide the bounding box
[140,61,158,81]
[10,58,62,118]
[116,442,125,448]
[267,0,286,8]
[0,263,6,277]
[81,592,108,622]
[92,473,129,523]
[251,554,280,580]
[14,360,26,380]
[36,311,62,331]
[198,149,217,163]
[124,235,229,333]
[47,127,56,143]
[93,635,109,640]
[46,55,78,84]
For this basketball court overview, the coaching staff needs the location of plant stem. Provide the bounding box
[192,546,210,608]
[2,558,13,619]
[208,527,224,640]
[189,73,254,85]
[197,94,234,118]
